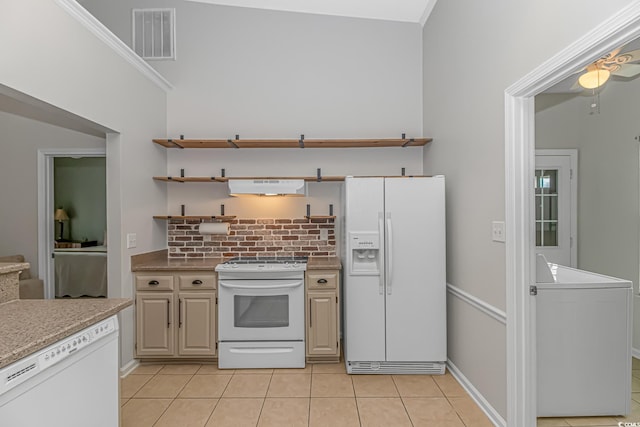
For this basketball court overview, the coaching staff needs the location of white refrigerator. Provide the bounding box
[343,176,446,374]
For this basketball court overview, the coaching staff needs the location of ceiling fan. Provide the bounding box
[573,47,640,90]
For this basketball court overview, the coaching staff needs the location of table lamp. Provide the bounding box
[55,208,69,240]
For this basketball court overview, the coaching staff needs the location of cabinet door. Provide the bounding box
[307,290,338,356]
[136,293,174,357]
[178,292,216,356]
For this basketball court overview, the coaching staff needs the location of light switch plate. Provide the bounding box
[127,233,137,248]
[492,221,505,242]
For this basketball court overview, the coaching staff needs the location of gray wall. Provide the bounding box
[0,112,105,277]
[54,157,107,244]
[3,0,168,368]
[422,0,636,419]
[79,0,423,140]
[536,86,640,349]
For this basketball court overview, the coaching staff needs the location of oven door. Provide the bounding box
[218,278,304,342]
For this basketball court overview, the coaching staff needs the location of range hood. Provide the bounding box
[228,179,307,197]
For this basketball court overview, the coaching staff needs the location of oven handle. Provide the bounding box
[229,347,295,354]
[219,281,303,290]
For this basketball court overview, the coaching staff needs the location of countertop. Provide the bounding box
[131,250,342,271]
[0,262,30,275]
[0,298,132,369]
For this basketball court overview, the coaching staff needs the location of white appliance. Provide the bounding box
[344,176,446,374]
[216,257,306,369]
[0,315,120,427]
[536,261,632,417]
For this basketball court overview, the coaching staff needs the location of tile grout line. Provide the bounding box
[151,366,198,427]
[390,375,415,427]
[432,374,469,427]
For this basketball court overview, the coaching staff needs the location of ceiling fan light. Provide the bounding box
[578,68,611,89]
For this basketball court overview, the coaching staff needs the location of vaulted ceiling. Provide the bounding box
[185,0,437,24]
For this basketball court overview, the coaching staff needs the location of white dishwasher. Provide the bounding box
[0,315,120,427]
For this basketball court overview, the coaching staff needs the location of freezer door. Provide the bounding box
[384,177,446,361]
[344,177,386,362]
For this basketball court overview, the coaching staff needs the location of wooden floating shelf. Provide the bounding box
[153,215,236,221]
[305,216,336,220]
[153,138,431,149]
[153,176,346,183]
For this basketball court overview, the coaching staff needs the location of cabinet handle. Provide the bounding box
[179,299,182,328]
[317,278,328,284]
[192,279,203,285]
[309,299,312,327]
[167,299,171,328]
[149,280,160,286]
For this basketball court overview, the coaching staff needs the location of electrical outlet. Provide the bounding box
[127,233,137,249]
[320,228,329,241]
[492,221,505,242]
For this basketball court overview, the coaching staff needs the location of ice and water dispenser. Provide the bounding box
[349,232,380,275]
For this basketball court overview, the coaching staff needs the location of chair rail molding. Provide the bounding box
[446,283,506,325]
[54,0,173,92]
[504,1,640,426]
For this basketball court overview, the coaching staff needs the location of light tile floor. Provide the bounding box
[536,357,640,427]
[120,362,494,426]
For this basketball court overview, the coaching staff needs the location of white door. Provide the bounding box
[384,177,446,361]
[344,177,386,362]
[535,150,577,267]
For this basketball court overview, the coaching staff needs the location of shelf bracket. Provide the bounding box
[167,138,184,149]
[181,204,185,216]
[401,138,414,148]
[317,168,322,182]
[401,167,406,176]
[306,204,311,217]
[299,134,305,149]
[221,204,225,216]
[221,168,226,178]
[329,204,334,216]
[180,168,185,178]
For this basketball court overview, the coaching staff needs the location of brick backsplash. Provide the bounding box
[167,218,336,259]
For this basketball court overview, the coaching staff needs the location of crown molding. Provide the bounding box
[54,0,173,92]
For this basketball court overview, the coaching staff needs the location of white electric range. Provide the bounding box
[215,257,307,369]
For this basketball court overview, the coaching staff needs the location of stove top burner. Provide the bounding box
[223,256,308,265]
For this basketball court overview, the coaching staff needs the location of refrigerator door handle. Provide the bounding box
[378,212,385,295]
[386,214,393,295]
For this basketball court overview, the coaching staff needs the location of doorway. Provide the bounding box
[37,148,106,299]
[505,3,640,426]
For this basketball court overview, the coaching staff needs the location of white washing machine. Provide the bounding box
[536,260,632,417]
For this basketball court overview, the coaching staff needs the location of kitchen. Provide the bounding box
[2,0,639,426]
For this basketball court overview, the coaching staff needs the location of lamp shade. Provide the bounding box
[54,208,69,221]
[578,68,611,89]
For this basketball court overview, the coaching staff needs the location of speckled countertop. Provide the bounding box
[0,298,132,369]
[306,257,342,270]
[131,250,341,271]
[0,262,29,275]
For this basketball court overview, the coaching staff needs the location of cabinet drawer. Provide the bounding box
[179,274,216,290]
[306,271,338,290]
[136,274,174,291]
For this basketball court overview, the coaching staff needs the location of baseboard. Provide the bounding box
[120,359,140,378]
[632,347,640,360]
[447,359,506,427]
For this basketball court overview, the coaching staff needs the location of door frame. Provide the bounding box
[37,148,106,299]
[535,149,578,267]
[505,2,640,426]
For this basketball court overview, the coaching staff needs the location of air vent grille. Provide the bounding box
[132,8,175,60]
[6,363,36,383]
[348,361,445,375]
